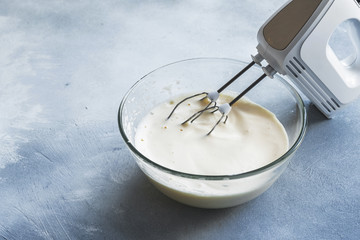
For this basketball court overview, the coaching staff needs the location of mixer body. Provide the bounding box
[167,0,360,134]
[256,0,360,117]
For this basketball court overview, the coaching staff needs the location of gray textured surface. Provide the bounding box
[1,0,359,239]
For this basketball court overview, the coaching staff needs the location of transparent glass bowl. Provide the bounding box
[118,58,307,208]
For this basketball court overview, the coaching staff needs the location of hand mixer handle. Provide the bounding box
[256,0,360,117]
[300,0,360,105]
[341,20,360,66]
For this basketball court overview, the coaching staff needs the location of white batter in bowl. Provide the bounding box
[135,95,289,175]
[118,58,307,208]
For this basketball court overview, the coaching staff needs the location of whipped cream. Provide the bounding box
[135,94,289,175]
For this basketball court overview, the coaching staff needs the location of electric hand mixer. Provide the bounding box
[168,0,360,135]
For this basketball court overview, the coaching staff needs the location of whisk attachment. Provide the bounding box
[206,73,268,134]
[166,90,222,120]
[207,103,231,135]
[181,104,218,125]
[166,92,207,120]
[167,54,277,135]
[228,73,267,106]
[167,61,256,121]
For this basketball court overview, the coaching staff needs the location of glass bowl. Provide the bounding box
[118,58,307,208]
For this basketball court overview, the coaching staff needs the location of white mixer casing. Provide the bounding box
[255,0,360,117]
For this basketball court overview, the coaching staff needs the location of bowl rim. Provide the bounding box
[118,58,307,180]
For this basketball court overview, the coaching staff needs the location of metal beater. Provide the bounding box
[168,0,360,134]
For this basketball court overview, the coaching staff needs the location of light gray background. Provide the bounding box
[1,0,359,239]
